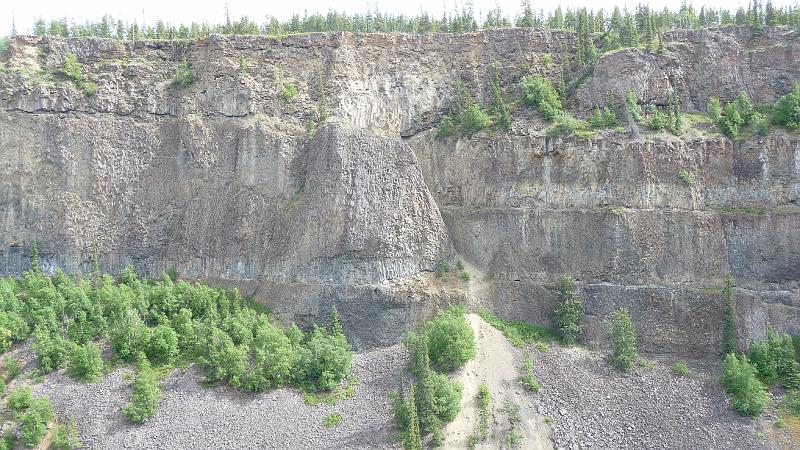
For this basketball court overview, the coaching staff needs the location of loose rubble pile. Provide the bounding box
[532,346,766,450]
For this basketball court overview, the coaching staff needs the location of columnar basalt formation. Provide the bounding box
[1,27,798,354]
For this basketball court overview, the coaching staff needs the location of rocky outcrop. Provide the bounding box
[1,27,799,354]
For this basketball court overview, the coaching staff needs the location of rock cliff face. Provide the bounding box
[1,27,798,354]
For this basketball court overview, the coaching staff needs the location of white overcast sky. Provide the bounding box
[2,0,798,36]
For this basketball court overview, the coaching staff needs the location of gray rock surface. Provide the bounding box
[532,346,767,449]
[1,28,799,354]
[34,345,410,450]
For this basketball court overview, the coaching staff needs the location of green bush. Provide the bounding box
[282,82,297,101]
[626,89,642,123]
[521,74,562,121]
[554,276,583,345]
[610,308,637,372]
[708,97,722,123]
[648,109,666,130]
[460,271,471,282]
[324,412,342,427]
[3,356,22,381]
[478,310,557,348]
[405,385,422,450]
[293,325,351,391]
[588,106,618,129]
[723,353,770,417]
[7,386,33,412]
[423,307,476,373]
[17,397,54,448]
[171,59,197,87]
[518,354,540,392]
[61,53,83,83]
[50,416,82,450]
[751,111,769,135]
[673,361,690,376]
[489,64,511,131]
[773,83,800,131]
[33,326,70,373]
[720,102,744,138]
[435,115,456,140]
[678,170,697,186]
[146,323,179,363]
[244,320,296,391]
[125,357,162,423]
[748,328,799,387]
[67,342,104,382]
[461,104,491,136]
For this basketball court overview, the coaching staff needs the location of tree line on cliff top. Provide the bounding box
[6,1,800,43]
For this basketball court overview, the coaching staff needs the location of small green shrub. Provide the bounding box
[708,97,722,123]
[673,361,690,376]
[460,271,471,282]
[722,353,770,417]
[421,307,475,373]
[68,342,104,382]
[435,115,457,140]
[751,111,769,135]
[554,276,583,345]
[518,354,540,392]
[82,81,97,96]
[7,386,33,412]
[521,74,562,121]
[748,328,799,387]
[547,112,591,138]
[678,170,697,186]
[282,82,297,101]
[479,310,557,348]
[3,356,22,381]
[773,83,800,131]
[455,260,465,271]
[18,398,54,448]
[610,308,637,372]
[61,53,83,83]
[648,109,666,130]
[588,106,618,129]
[501,401,522,447]
[124,357,162,423]
[238,55,250,73]
[171,59,197,88]
[324,412,343,428]
[461,104,491,136]
[50,416,82,450]
[626,89,642,123]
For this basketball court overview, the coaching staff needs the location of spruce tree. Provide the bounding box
[610,308,637,372]
[555,276,584,344]
[413,333,440,436]
[405,385,422,450]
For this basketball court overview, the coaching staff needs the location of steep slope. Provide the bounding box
[0,27,799,354]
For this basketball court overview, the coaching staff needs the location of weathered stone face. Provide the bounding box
[0,28,798,354]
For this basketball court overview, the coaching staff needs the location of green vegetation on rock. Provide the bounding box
[610,308,637,372]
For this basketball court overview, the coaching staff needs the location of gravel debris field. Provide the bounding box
[532,345,767,450]
[34,344,410,450]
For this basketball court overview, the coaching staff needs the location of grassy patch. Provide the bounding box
[303,378,356,406]
[479,310,558,348]
[717,206,767,216]
[324,412,343,428]
[672,361,690,376]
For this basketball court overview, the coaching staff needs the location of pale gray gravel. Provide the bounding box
[33,344,410,450]
[531,345,769,450]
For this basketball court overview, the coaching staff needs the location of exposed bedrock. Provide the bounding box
[1,27,799,354]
